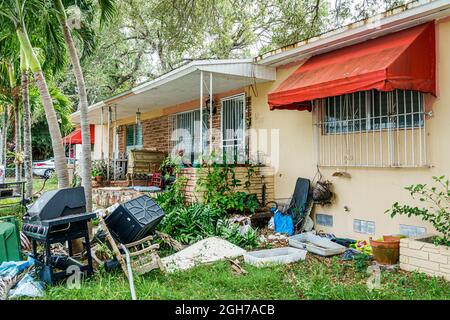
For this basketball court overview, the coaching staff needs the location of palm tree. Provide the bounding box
[0,58,21,186]
[52,0,116,211]
[0,0,70,188]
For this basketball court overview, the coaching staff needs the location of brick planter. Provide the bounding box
[178,166,275,204]
[400,234,450,281]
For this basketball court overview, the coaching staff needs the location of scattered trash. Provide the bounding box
[228,259,248,275]
[129,186,161,193]
[244,247,307,267]
[155,231,186,251]
[162,237,246,272]
[250,211,274,229]
[289,232,346,256]
[20,232,31,252]
[302,216,314,232]
[349,240,372,255]
[268,217,275,230]
[332,237,356,247]
[0,257,34,279]
[273,208,294,236]
[8,274,44,299]
[341,248,362,261]
[0,275,18,300]
[219,216,253,236]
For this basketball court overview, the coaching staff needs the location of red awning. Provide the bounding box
[62,124,95,145]
[268,22,436,111]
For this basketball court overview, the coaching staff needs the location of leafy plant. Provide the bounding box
[91,160,107,177]
[157,203,225,244]
[386,176,450,246]
[353,253,371,273]
[159,155,181,178]
[216,221,259,249]
[196,161,260,215]
[154,163,187,211]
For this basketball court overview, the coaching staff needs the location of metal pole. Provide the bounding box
[107,106,111,180]
[100,106,104,160]
[209,72,213,155]
[113,105,117,180]
[199,71,203,158]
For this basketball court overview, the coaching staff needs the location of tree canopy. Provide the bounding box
[56,0,406,106]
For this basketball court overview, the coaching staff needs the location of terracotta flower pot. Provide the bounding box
[370,237,400,265]
[383,235,402,242]
[95,176,104,183]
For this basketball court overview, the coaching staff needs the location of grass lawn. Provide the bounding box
[2,177,449,300]
[44,255,450,300]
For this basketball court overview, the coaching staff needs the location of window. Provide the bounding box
[171,109,209,163]
[316,213,333,227]
[221,94,246,163]
[353,219,375,235]
[312,89,428,167]
[400,224,426,237]
[125,124,142,153]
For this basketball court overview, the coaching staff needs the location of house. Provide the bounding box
[70,0,450,239]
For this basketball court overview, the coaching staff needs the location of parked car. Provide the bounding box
[32,159,55,178]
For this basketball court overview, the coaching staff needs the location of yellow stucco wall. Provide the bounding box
[250,19,450,239]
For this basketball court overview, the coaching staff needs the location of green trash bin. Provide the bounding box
[0,215,21,263]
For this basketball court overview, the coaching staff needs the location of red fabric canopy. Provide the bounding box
[268,22,436,111]
[62,124,95,144]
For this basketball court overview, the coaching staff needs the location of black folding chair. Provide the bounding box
[285,178,312,231]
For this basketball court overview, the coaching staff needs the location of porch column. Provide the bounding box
[209,72,213,155]
[199,70,203,157]
[107,106,111,180]
[100,106,104,160]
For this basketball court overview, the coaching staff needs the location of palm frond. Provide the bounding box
[97,0,117,27]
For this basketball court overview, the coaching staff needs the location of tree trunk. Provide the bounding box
[16,26,70,188]
[1,107,8,168]
[56,0,93,211]
[14,97,22,185]
[22,70,33,199]
[33,72,69,188]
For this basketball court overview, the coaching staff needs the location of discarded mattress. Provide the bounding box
[289,232,346,256]
[161,237,246,272]
[243,247,307,267]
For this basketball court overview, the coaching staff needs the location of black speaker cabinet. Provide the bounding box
[105,195,164,244]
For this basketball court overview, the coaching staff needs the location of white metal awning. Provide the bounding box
[70,59,276,124]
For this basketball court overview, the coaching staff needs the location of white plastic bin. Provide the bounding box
[289,232,346,256]
[243,247,307,267]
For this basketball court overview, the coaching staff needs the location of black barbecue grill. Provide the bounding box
[23,187,95,285]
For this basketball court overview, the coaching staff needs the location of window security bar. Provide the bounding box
[312,89,428,168]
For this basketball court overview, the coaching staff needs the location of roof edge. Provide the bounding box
[255,0,450,67]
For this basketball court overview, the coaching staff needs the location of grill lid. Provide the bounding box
[26,187,86,221]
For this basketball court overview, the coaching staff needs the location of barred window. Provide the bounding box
[312,89,428,167]
[169,109,209,163]
[221,94,246,163]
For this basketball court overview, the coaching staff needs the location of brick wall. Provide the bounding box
[117,115,170,155]
[142,116,169,152]
[400,235,450,281]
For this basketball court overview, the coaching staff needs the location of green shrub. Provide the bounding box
[156,202,258,249]
[157,203,225,244]
[386,175,450,246]
[196,162,259,215]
